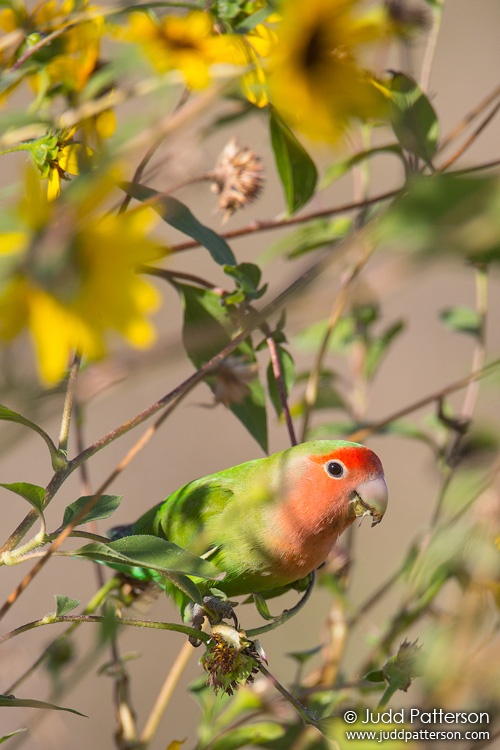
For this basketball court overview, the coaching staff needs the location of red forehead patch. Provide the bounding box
[309,445,383,475]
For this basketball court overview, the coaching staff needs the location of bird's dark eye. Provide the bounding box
[325,460,346,479]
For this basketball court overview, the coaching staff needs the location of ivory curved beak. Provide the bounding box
[350,476,388,527]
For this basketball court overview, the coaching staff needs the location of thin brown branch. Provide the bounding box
[438,101,500,171]
[168,190,397,253]
[263,326,297,447]
[58,354,81,453]
[300,240,374,442]
[438,81,500,155]
[118,87,191,215]
[347,357,500,444]
[431,265,488,525]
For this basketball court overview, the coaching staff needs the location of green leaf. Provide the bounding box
[223,262,267,304]
[0,405,62,468]
[322,144,404,187]
[375,173,500,263]
[0,729,26,744]
[0,694,86,717]
[234,6,273,32]
[261,217,352,261]
[0,482,45,514]
[364,669,386,683]
[69,536,224,580]
[388,72,439,165]
[121,182,236,265]
[267,345,295,418]
[175,283,268,451]
[61,494,123,528]
[440,306,482,337]
[54,595,81,617]
[252,593,274,621]
[211,722,285,750]
[287,644,321,666]
[269,106,318,214]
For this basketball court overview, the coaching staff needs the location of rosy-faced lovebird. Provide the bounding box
[110,440,388,612]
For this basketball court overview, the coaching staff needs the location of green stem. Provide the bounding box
[246,573,315,638]
[5,577,119,693]
[0,613,209,646]
[432,264,488,526]
[258,663,317,727]
[58,353,81,454]
[300,241,373,441]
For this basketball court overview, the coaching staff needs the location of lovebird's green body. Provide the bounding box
[111,440,388,610]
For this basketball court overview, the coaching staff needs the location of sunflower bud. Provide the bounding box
[210,138,264,222]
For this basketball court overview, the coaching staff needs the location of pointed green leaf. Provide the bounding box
[0,694,86,717]
[223,263,266,302]
[440,306,482,337]
[269,106,317,214]
[364,669,386,683]
[0,406,60,467]
[375,173,500,263]
[388,72,439,164]
[261,217,352,262]
[121,182,236,265]
[69,535,224,580]
[234,6,273,32]
[267,345,295,418]
[61,494,123,528]
[322,144,404,187]
[168,572,204,605]
[287,645,321,665]
[211,722,285,750]
[252,593,274,621]
[0,482,45,513]
[54,595,81,617]
[0,728,26,744]
[175,283,268,451]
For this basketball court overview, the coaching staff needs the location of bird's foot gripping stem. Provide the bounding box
[189,595,239,647]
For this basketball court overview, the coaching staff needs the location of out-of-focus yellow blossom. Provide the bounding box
[268,0,391,142]
[0,168,164,385]
[123,10,232,90]
[33,0,104,93]
[0,0,104,94]
[28,128,93,200]
[223,22,276,107]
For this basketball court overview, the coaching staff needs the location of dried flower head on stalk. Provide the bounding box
[200,624,266,695]
[209,138,264,222]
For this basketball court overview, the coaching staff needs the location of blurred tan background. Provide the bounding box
[1,1,500,747]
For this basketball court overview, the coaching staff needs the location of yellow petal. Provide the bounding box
[95,108,117,139]
[0,231,27,255]
[47,168,61,202]
[58,143,88,175]
[28,289,74,384]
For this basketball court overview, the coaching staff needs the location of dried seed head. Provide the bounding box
[200,624,262,695]
[212,355,258,407]
[210,138,264,222]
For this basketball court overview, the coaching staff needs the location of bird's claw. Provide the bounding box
[189,595,239,647]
